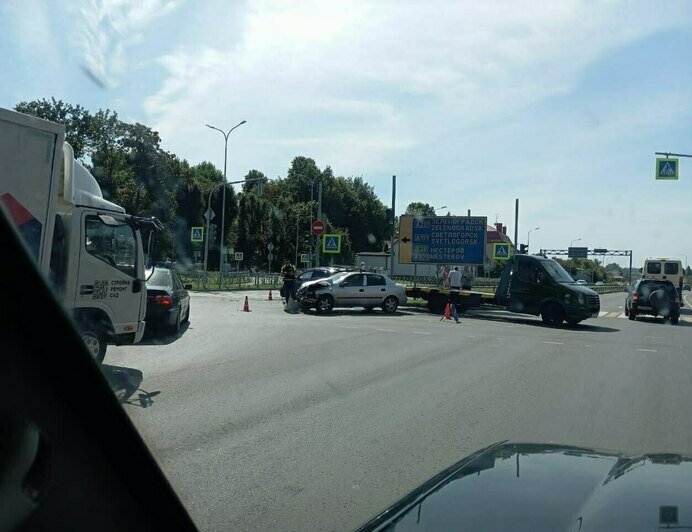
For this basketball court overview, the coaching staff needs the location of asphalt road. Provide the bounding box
[107,289,692,531]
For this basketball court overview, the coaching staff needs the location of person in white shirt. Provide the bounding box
[448,266,462,289]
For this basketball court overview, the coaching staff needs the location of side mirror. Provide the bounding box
[184,284,192,290]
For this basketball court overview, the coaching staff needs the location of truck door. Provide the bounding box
[74,213,144,339]
[508,258,543,314]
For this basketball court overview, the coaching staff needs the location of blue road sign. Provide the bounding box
[656,158,679,180]
[400,216,487,265]
[191,226,204,242]
[493,242,510,260]
[322,233,342,253]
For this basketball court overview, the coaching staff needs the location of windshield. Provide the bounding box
[5,2,692,531]
[541,260,575,283]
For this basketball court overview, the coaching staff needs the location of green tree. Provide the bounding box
[405,202,436,217]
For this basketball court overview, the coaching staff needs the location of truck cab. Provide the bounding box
[496,255,600,325]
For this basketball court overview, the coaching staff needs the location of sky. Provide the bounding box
[1,0,691,267]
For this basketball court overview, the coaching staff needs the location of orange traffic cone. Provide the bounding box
[242,296,251,312]
[267,289,273,301]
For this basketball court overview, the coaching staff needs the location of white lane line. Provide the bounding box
[636,348,657,353]
[618,306,623,309]
[467,335,476,338]
[342,326,359,329]
[376,328,396,332]
[543,341,564,345]
[412,331,432,335]
[585,344,592,347]
[644,336,660,339]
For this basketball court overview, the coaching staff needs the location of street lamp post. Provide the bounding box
[570,238,582,247]
[527,227,540,253]
[681,254,688,270]
[434,205,448,213]
[206,120,246,281]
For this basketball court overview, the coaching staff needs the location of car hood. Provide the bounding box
[298,278,333,290]
[358,441,692,531]
[566,283,599,298]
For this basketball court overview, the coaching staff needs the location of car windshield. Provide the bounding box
[541,261,575,283]
[5,2,692,531]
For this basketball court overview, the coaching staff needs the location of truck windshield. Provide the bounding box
[85,217,137,278]
[541,260,575,283]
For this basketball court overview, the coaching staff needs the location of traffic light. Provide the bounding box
[519,244,528,254]
[208,223,217,246]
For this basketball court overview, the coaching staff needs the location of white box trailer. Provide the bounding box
[0,107,159,362]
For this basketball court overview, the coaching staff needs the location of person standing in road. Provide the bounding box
[448,266,462,290]
[281,259,297,303]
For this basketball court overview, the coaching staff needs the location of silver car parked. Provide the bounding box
[296,271,407,313]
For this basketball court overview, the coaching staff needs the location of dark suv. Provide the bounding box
[625,279,680,324]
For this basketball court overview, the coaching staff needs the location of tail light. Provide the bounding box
[632,292,638,301]
[154,295,173,306]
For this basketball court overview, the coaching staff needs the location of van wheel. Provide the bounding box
[80,329,107,363]
[541,303,565,324]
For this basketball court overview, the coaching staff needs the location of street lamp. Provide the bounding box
[570,238,582,247]
[681,254,688,269]
[206,120,247,278]
[434,205,448,212]
[527,227,540,253]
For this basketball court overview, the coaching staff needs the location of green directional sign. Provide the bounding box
[191,226,204,242]
[322,234,341,254]
[656,158,679,180]
[493,242,511,260]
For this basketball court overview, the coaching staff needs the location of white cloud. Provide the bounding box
[1,0,58,63]
[144,0,689,176]
[73,0,183,87]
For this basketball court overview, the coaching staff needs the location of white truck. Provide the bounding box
[0,107,160,362]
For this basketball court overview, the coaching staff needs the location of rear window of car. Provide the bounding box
[312,270,331,279]
[148,269,170,286]
[664,263,679,275]
[646,262,662,274]
[367,275,386,286]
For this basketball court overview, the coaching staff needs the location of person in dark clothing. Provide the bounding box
[281,259,297,303]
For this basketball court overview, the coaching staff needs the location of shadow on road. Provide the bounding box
[461,311,621,333]
[300,308,418,317]
[136,321,191,345]
[100,364,161,407]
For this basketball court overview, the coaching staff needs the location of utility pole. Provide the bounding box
[514,199,519,254]
[390,175,396,275]
[316,181,323,267]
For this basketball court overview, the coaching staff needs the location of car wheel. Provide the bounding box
[671,314,680,325]
[317,294,334,313]
[363,306,375,312]
[628,309,636,321]
[81,329,106,363]
[540,302,564,324]
[566,319,582,326]
[382,295,399,314]
[170,309,181,334]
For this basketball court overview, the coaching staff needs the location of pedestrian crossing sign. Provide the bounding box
[493,242,511,260]
[322,234,341,254]
[656,158,679,180]
[191,226,204,242]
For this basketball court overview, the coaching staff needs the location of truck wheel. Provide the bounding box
[81,329,106,363]
[541,303,564,324]
[382,296,399,314]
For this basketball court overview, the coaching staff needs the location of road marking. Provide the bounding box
[376,328,396,332]
[543,341,564,345]
[412,331,432,335]
[636,348,657,353]
[644,336,660,339]
[342,326,359,329]
[467,335,476,338]
[598,311,609,317]
[585,344,592,347]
